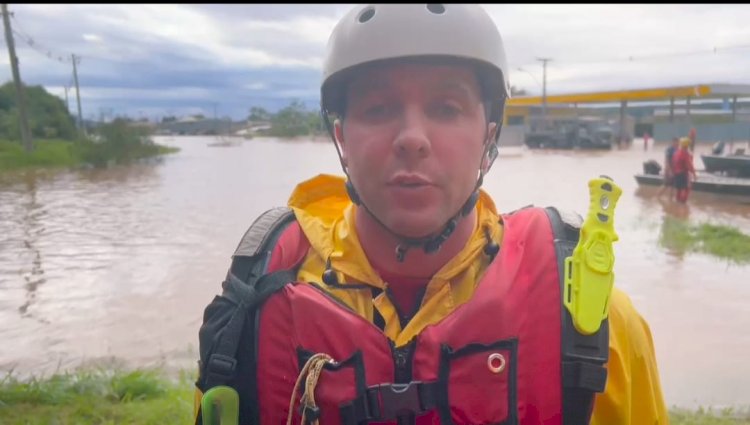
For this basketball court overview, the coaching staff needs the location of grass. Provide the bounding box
[1,367,749,424]
[659,217,750,265]
[74,138,179,169]
[0,139,79,170]
[0,368,195,425]
[670,407,750,424]
[0,123,179,172]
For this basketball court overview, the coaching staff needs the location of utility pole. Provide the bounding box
[536,57,552,129]
[212,102,218,134]
[2,4,34,152]
[64,86,69,111]
[72,53,85,137]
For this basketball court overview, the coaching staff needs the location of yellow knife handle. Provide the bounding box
[564,175,622,335]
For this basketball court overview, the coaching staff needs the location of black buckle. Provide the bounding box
[301,405,321,422]
[562,361,607,392]
[371,382,424,420]
[206,353,237,385]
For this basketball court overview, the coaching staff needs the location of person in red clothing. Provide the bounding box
[194,5,668,425]
[657,137,679,200]
[672,137,696,203]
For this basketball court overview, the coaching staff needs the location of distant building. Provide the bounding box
[154,118,274,137]
[505,83,750,144]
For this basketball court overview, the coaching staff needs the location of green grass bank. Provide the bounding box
[1,121,179,172]
[1,367,748,424]
[660,216,750,265]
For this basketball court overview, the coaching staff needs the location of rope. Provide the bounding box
[286,353,335,425]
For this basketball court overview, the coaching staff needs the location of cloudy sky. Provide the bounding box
[2,4,749,121]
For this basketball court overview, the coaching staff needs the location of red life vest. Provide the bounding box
[250,207,584,425]
[671,148,694,175]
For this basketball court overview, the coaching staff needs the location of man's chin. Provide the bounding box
[384,215,444,240]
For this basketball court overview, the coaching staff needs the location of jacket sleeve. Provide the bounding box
[590,288,669,425]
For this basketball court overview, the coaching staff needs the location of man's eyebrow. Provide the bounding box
[430,80,475,99]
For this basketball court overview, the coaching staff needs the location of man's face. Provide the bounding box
[334,62,494,238]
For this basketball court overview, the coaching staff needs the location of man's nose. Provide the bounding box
[393,107,431,158]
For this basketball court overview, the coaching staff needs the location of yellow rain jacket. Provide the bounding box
[287,174,668,425]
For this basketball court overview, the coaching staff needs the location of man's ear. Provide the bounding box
[334,118,347,167]
[487,121,498,143]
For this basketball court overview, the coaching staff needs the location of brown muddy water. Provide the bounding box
[1,136,749,408]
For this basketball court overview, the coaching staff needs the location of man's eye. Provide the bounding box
[432,103,461,118]
[365,104,388,117]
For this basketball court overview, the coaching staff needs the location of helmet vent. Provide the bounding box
[358,7,376,23]
[426,4,446,14]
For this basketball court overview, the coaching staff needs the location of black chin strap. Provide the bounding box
[375,180,481,262]
[321,105,499,262]
[345,178,476,261]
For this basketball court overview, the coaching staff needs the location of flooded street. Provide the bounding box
[1,136,749,409]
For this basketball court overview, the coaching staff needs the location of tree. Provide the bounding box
[307,109,325,134]
[0,82,77,140]
[248,106,270,122]
[269,100,310,137]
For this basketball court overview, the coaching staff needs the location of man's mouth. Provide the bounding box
[388,174,432,187]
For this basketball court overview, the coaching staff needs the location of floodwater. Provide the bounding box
[1,136,749,409]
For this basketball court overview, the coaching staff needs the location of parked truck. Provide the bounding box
[524,116,615,150]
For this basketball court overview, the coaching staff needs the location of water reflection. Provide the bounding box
[658,214,692,262]
[634,183,750,219]
[17,171,47,319]
[634,183,750,262]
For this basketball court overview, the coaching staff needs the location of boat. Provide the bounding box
[700,154,750,177]
[207,134,242,148]
[634,171,750,197]
[207,139,241,147]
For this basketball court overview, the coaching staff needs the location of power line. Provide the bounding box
[10,12,117,64]
[9,14,73,64]
[11,28,72,64]
[587,43,750,65]
[6,8,85,137]
[513,43,750,69]
[509,42,750,94]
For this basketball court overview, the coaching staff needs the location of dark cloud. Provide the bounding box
[187,4,348,22]
[0,4,748,121]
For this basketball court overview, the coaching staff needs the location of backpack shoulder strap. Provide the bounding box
[545,206,609,425]
[228,206,297,284]
[196,207,299,424]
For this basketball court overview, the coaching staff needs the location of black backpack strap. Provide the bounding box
[545,207,609,425]
[203,269,296,389]
[229,207,297,283]
[196,207,298,424]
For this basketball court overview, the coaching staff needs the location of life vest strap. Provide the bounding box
[339,381,440,424]
[545,207,609,425]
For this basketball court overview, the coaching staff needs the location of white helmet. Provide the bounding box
[319,4,511,262]
[320,4,511,123]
